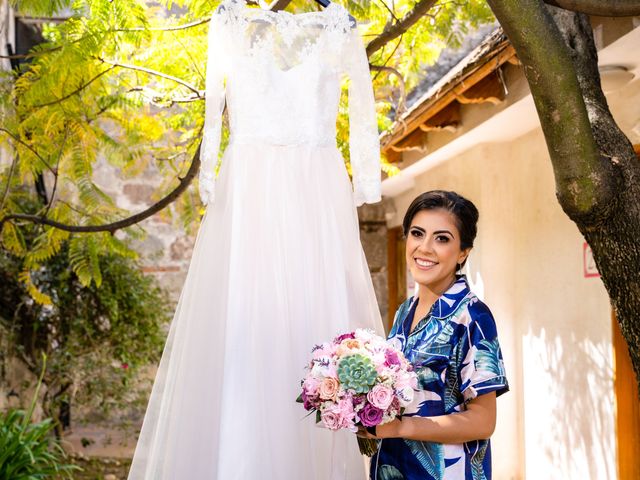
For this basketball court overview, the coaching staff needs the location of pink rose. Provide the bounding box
[367,384,394,410]
[321,408,342,430]
[303,376,321,396]
[319,377,340,400]
[321,399,356,431]
[336,398,356,424]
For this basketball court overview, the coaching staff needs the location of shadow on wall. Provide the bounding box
[523,326,616,479]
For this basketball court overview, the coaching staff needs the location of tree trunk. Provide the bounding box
[487,0,640,392]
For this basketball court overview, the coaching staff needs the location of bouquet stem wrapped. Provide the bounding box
[357,437,379,457]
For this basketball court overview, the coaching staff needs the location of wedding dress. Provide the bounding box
[128,0,383,478]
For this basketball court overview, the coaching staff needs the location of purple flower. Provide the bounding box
[360,403,384,427]
[352,394,366,407]
[384,349,401,367]
[334,332,356,343]
[301,390,320,410]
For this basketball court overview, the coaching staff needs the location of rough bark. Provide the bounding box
[487,0,640,391]
[544,0,640,16]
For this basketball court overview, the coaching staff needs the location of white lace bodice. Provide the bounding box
[199,0,381,206]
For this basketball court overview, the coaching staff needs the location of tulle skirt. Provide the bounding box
[127,142,383,479]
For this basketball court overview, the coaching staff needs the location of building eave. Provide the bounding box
[381,27,517,161]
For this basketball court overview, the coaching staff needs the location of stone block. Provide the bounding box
[123,184,155,205]
[360,226,387,271]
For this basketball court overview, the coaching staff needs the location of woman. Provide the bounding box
[359,190,509,479]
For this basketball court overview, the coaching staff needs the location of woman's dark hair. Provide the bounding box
[403,190,479,258]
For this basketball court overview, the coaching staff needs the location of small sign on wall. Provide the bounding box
[583,242,600,278]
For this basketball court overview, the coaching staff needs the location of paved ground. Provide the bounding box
[68,455,132,480]
[64,425,137,458]
[62,425,135,479]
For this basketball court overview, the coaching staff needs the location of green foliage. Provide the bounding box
[0,234,169,427]
[0,409,80,480]
[1,0,494,291]
[351,0,494,91]
[0,357,79,480]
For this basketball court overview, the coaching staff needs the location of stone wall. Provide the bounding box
[92,160,196,302]
[358,201,389,325]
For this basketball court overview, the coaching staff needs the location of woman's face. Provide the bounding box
[405,208,471,291]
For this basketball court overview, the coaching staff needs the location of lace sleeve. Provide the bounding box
[199,7,228,206]
[344,28,381,206]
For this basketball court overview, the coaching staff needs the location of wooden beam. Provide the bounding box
[384,149,402,163]
[389,128,429,153]
[454,71,506,105]
[418,102,461,132]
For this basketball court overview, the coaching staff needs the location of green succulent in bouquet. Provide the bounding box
[337,354,378,394]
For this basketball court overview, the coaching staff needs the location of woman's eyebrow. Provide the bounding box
[410,225,426,233]
[433,229,455,238]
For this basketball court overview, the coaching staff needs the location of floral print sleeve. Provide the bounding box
[459,299,509,403]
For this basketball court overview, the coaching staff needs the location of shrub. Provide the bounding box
[0,357,79,480]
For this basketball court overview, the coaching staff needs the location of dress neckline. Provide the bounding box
[240,0,343,19]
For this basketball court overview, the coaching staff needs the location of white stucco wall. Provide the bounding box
[384,72,640,480]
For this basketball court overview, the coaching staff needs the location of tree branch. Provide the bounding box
[95,58,203,97]
[370,64,407,114]
[0,143,202,234]
[40,128,69,221]
[366,0,438,57]
[377,0,400,22]
[0,154,19,213]
[0,19,212,60]
[543,0,640,16]
[113,18,211,32]
[0,45,62,60]
[0,128,56,174]
[33,66,116,108]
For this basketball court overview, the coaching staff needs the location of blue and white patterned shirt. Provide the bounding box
[370,276,509,480]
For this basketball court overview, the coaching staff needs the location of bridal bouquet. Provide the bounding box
[297,329,417,456]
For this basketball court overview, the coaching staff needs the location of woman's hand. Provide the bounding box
[356,392,497,443]
[355,419,403,439]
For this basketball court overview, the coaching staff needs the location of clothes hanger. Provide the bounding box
[312,0,356,26]
[250,0,356,26]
